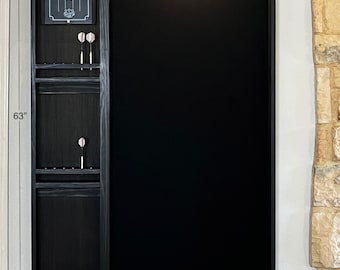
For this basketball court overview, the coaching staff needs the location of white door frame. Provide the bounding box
[0,0,10,269]
[3,1,32,270]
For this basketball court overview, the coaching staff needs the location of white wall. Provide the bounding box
[276,0,315,269]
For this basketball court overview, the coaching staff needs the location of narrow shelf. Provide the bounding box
[35,77,100,83]
[36,169,101,175]
[35,64,100,70]
[37,88,99,95]
[35,182,100,189]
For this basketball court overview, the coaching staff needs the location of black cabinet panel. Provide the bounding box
[36,0,100,64]
[36,173,99,182]
[36,68,100,78]
[36,91,100,169]
[36,195,100,270]
[109,0,273,269]
[32,0,110,269]
[36,24,100,64]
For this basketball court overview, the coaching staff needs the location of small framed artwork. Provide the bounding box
[44,0,96,24]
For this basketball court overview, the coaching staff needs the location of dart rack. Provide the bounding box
[31,0,109,270]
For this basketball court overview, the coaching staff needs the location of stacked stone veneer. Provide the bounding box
[309,0,340,269]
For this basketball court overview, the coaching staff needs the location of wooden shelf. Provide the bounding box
[35,182,100,189]
[36,77,100,83]
[37,88,99,95]
[36,169,101,175]
[35,64,100,70]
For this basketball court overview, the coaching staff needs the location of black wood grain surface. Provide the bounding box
[36,92,100,169]
[37,196,100,270]
[32,0,273,268]
[109,0,274,269]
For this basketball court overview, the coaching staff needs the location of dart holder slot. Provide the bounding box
[78,32,96,70]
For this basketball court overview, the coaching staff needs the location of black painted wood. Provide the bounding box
[99,1,110,269]
[31,0,38,268]
[36,77,100,83]
[35,182,100,189]
[37,188,100,197]
[36,0,100,64]
[35,64,100,69]
[36,24,100,64]
[270,1,276,269]
[36,93,100,168]
[36,195,100,270]
[109,0,274,269]
[32,0,110,269]
[37,83,100,94]
[37,70,100,78]
[36,173,100,182]
[36,168,100,174]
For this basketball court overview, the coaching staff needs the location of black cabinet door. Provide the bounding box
[109,1,274,269]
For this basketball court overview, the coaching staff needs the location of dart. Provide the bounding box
[86,32,95,70]
[77,32,86,70]
[78,137,86,169]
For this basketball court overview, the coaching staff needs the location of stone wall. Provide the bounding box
[310,0,340,269]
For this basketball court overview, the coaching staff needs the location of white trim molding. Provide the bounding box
[8,0,32,269]
[0,0,10,269]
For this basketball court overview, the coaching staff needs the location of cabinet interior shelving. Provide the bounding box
[31,0,109,270]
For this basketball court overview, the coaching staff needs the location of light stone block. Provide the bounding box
[311,207,340,268]
[314,35,340,64]
[316,67,331,123]
[325,0,340,33]
[315,124,332,164]
[333,68,340,88]
[330,92,340,122]
[313,0,324,33]
[335,127,340,160]
[313,165,340,206]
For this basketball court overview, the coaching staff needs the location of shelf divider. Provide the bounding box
[35,182,101,189]
[36,77,100,83]
[35,64,100,70]
[36,169,101,175]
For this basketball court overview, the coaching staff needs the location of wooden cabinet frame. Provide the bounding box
[31,0,109,269]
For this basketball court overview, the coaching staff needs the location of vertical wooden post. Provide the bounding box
[100,0,110,269]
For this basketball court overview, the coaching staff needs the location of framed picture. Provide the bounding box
[43,0,95,24]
